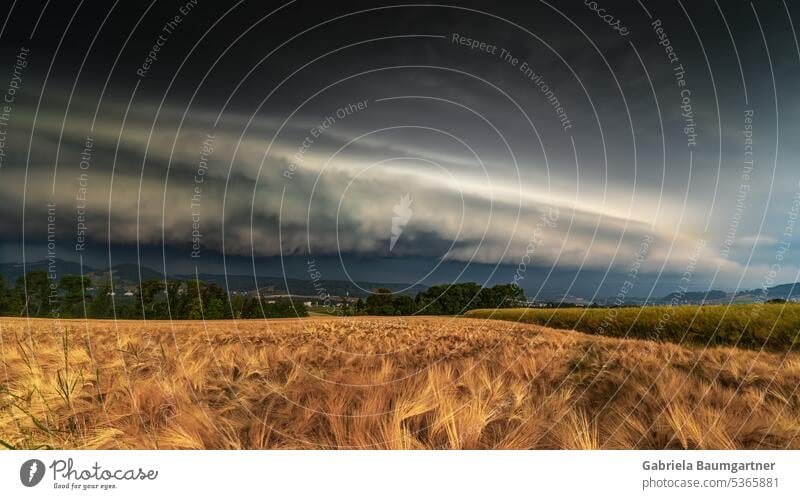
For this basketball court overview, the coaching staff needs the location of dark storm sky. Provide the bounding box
[0,0,799,298]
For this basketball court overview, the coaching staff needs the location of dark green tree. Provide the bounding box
[200,282,231,320]
[0,274,12,316]
[59,274,91,318]
[393,294,416,315]
[163,279,183,318]
[136,279,164,319]
[366,288,395,315]
[354,298,366,315]
[16,270,52,317]
[87,281,113,319]
[179,279,205,320]
[240,296,263,319]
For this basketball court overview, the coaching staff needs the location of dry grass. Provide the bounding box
[1,316,800,449]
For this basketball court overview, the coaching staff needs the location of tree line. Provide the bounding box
[0,270,306,320]
[0,271,525,319]
[342,282,525,316]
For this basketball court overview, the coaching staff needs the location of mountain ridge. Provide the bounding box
[0,259,427,297]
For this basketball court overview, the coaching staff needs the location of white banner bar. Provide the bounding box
[2,450,799,498]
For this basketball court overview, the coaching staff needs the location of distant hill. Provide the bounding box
[737,283,800,300]
[0,259,427,298]
[183,273,428,297]
[662,290,728,303]
[0,258,94,281]
[0,260,167,283]
[90,263,166,282]
[658,284,800,304]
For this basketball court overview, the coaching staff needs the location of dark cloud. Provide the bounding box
[0,0,799,296]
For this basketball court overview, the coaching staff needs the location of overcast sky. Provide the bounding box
[0,0,799,299]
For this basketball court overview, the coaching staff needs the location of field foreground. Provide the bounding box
[2,316,800,449]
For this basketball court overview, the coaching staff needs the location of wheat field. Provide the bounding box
[465,304,800,350]
[1,316,800,449]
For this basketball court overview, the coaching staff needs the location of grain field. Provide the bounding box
[1,316,800,449]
